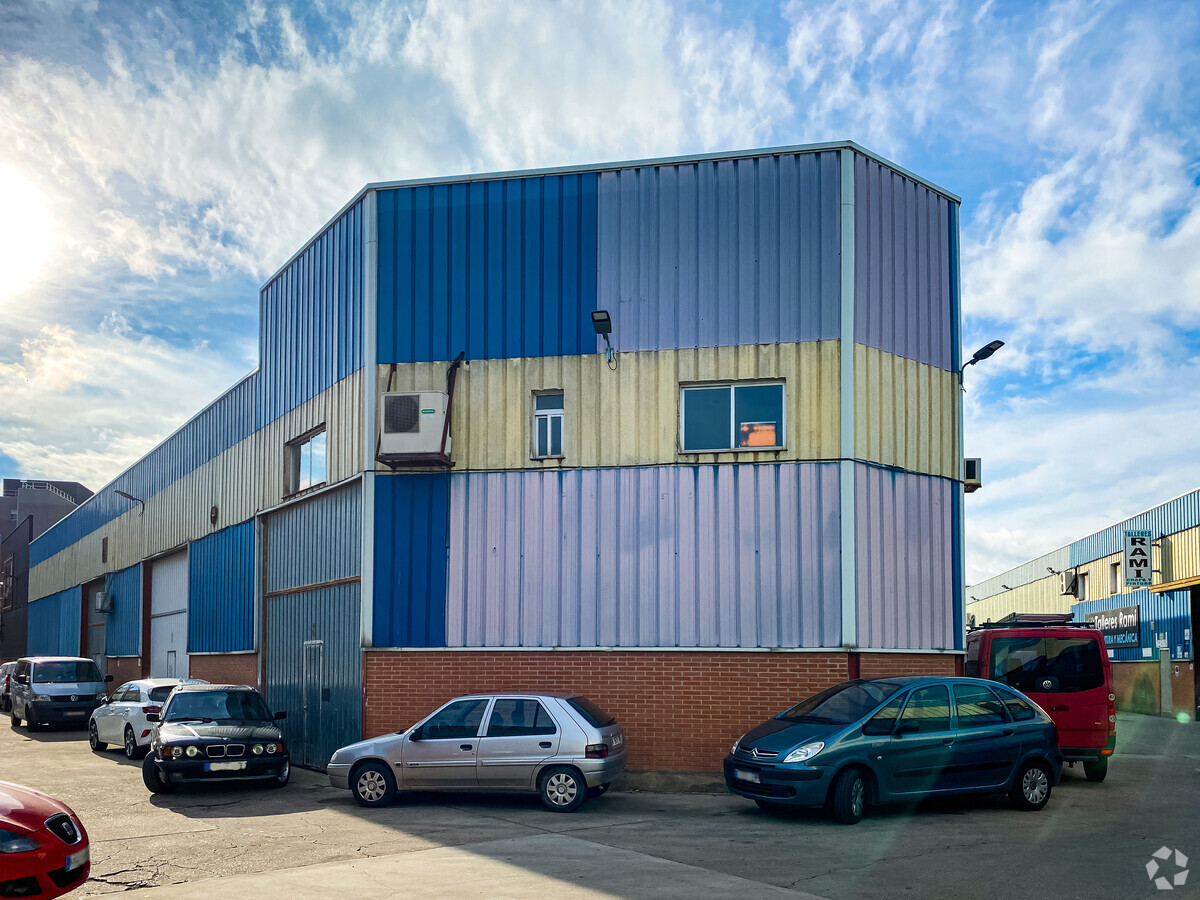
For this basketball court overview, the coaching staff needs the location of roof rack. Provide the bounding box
[973,613,1094,630]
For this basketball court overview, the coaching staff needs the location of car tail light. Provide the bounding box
[1107,694,1117,735]
[143,705,161,716]
[585,743,609,759]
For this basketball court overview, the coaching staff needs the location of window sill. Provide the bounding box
[678,446,787,455]
[530,455,566,462]
[284,481,328,501]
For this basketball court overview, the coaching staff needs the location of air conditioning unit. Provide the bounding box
[964,458,982,493]
[379,392,450,456]
[94,591,113,614]
[1059,570,1078,597]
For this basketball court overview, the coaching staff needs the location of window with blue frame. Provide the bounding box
[679,382,785,452]
[532,392,565,459]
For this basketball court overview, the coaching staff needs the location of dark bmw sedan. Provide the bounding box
[725,677,1062,824]
[141,684,289,793]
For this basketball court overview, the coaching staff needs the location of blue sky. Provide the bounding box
[1,0,1198,583]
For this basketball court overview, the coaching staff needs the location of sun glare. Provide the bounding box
[0,164,52,297]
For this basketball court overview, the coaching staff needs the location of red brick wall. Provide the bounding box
[105,657,142,686]
[858,653,960,680]
[1112,659,1197,718]
[189,653,259,688]
[362,650,959,772]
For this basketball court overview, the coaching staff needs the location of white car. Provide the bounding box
[89,678,208,759]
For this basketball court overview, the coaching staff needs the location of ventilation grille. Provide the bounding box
[384,394,421,434]
[44,813,81,845]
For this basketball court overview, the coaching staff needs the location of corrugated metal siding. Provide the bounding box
[968,547,1072,600]
[188,521,255,653]
[445,464,842,649]
[379,342,840,472]
[854,344,958,479]
[264,583,362,771]
[265,483,361,594]
[103,564,141,656]
[1165,523,1200,584]
[1072,589,1192,662]
[377,174,597,363]
[26,588,80,656]
[965,578,1072,624]
[373,474,449,648]
[258,200,364,427]
[855,465,956,650]
[854,154,954,371]
[1070,489,1200,566]
[597,152,841,351]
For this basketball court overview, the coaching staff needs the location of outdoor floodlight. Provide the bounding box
[963,339,1005,370]
[114,489,145,516]
[591,309,614,365]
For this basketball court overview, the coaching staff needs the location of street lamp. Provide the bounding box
[114,489,145,516]
[591,309,615,366]
[961,340,1004,374]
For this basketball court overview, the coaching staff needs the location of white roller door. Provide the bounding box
[150,551,188,678]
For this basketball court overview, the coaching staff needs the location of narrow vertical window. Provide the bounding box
[532,392,564,459]
[287,427,328,494]
[1109,562,1120,595]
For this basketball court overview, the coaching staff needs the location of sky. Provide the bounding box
[0,0,1197,585]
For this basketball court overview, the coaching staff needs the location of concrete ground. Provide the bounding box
[2,713,1197,899]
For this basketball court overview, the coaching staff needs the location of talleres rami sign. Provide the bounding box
[1086,605,1140,650]
[1125,530,1153,588]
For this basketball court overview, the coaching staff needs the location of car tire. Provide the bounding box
[142,755,174,794]
[1083,758,1108,783]
[123,726,143,759]
[587,782,611,799]
[268,758,291,789]
[538,766,588,813]
[1010,760,1053,811]
[829,768,868,825]
[351,762,395,808]
[10,711,19,728]
[90,721,108,752]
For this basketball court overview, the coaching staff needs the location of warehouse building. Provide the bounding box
[27,142,965,772]
[967,488,1200,719]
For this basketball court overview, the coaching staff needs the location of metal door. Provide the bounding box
[302,641,323,770]
[149,552,188,678]
[87,586,106,672]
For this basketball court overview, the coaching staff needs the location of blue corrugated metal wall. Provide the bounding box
[188,521,255,653]
[266,484,361,593]
[445,464,842,649]
[1070,489,1200,566]
[376,174,598,363]
[855,465,957,651]
[26,588,80,656]
[1073,589,1192,661]
[854,154,955,371]
[258,200,364,427]
[32,374,257,567]
[598,151,842,351]
[373,473,450,648]
[104,564,141,656]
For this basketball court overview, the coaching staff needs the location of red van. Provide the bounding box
[965,614,1116,781]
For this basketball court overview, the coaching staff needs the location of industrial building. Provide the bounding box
[967,488,1200,719]
[26,142,965,772]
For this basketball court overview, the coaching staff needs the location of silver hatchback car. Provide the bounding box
[328,692,626,812]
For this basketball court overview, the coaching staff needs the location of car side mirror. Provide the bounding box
[894,723,920,736]
[15,674,27,685]
[274,711,287,720]
[105,675,114,683]
[146,712,160,723]
[409,727,423,742]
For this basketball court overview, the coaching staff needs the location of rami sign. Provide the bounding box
[1125,530,1153,588]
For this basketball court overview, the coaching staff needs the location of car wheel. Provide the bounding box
[587,782,611,799]
[124,726,143,759]
[268,758,291,789]
[1011,760,1053,811]
[142,755,174,794]
[829,768,867,825]
[90,721,108,752]
[10,711,19,728]
[1083,757,1108,783]
[538,766,587,813]
[351,762,395,808]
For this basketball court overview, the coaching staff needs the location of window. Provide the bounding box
[532,392,564,458]
[566,696,615,728]
[101,536,108,564]
[897,685,952,733]
[952,684,1008,729]
[1110,562,1121,595]
[1077,571,1089,602]
[862,694,906,735]
[487,699,557,737]
[964,638,981,678]
[988,636,1105,694]
[148,685,177,703]
[680,382,784,452]
[994,687,1037,721]
[288,428,327,494]
[110,684,131,703]
[419,699,489,740]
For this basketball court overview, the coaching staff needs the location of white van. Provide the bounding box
[9,657,113,730]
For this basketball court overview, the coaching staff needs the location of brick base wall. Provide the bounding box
[189,653,259,688]
[362,650,959,772]
[858,653,960,679]
[105,657,143,685]
[1113,660,1196,719]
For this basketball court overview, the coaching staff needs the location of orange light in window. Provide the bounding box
[738,422,777,448]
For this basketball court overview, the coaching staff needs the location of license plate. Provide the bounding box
[734,768,761,784]
[65,846,89,872]
[64,710,86,717]
[611,733,623,747]
[204,761,247,772]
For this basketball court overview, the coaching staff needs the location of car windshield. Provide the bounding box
[779,681,905,724]
[33,660,103,684]
[164,690,272,723]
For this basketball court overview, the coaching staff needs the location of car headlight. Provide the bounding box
[95,690,108,700]
[783,741,825,764]
[162,745,183,759]
[731,738,741,754]
[31,694,51,702]
[266,742,281,754]
[186,746,200,758]
[252,743,264,755]
[0,830,41,853]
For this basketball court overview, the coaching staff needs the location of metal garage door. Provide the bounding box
[150,551,188,678]
[86,584,105,671]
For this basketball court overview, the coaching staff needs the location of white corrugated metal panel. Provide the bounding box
[445,463,842,649]
[968,547,1071,600]
[965,578,1072,624]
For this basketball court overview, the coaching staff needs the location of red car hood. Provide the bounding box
[0,781,74,832]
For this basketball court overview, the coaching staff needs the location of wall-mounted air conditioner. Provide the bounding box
[1059,570,1078,597]
[379,392,450,456]
[964,458,982,493]
[94,591,113,614]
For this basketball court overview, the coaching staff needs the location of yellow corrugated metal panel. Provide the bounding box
[854,344,958,479]
[1163,523,1200,584]
[966,576,1071,623]
[30,371,364,600]
[379,343,842,471]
